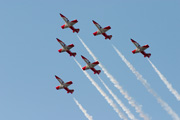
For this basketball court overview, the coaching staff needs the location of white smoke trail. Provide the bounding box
[97,75,138,120]
[147,59,180,101]
[77,35,149,120]
[74,58,128,120]
[73,98,93,120]
[113,45,180,120]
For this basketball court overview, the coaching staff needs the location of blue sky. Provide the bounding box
[0,0,180,120]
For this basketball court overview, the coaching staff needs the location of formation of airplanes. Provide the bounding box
[55,13,152,94]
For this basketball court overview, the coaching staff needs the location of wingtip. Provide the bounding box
[92,20,97,24]
[55,75,59,79]
[60,13,65,17]
[131,38,135,42]
[81,55,85,59]
[56,38,61,42]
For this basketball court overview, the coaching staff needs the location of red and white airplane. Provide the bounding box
[60,13,80,33]
[56,38,76,57]
[92,20,112,40]
[55,75,74,94]
[81,55,101,75]
[131,39,151,58]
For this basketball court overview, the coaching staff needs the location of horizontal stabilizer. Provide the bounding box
[68,89,74,94]
[71,52,76,57]
[74,29,80,33]
[145,53,151,58]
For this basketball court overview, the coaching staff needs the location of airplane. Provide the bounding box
[56,38,76,57]
[60,13,80,33]
[81,55,101,75]
[92,20,112,40]
[131,39,151,58]
[55,75,74,94]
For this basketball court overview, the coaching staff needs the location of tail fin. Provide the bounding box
[94,70,101,75]
[69,52,76,57]
[67,89,74,94]
[73,29,80,33]
[72,53,76,57]
[105,35,112,40]
[144,53,151,58]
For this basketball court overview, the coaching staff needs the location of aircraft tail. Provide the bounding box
[67,89,74,94]
[70,52,77,57]
[105,35,112,40]
[73,29,80,33]
[94,70,101,75]
[144,53,151,58]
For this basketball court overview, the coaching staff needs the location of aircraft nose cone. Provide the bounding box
[56,86,60,90]
[82,66,86,70]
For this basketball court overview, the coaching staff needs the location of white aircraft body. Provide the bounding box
[81,55,101,75]
[60,13,80,33]
[131,39,151,58]
[55,75,74,94]
[92,20,112,40]
[56,38,76,57]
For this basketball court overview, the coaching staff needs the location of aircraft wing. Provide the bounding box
[56,38,66,47]
[69,19,78,26]
[140,44,149,51]
[131,39,140,48]
[55,75,64,84]
[91,61,99,68]
[60,13,69,23]
[65,81,73,85]
[92,20,102,29]
[102,26,111,33]
[66,44,74,49]
[81,55,91,65]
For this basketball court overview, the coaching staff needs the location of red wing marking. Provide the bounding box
[142,44,149,48]
[92,20,98,25]
[131,39,136,43]
[55,75,60,79]
[103,26,111,30]
[71,19,78,23]
[67,44,74,48]
[60,13,65,18]
[56,38,62,43]
[92,61,99,65]
[66,81,73,85]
